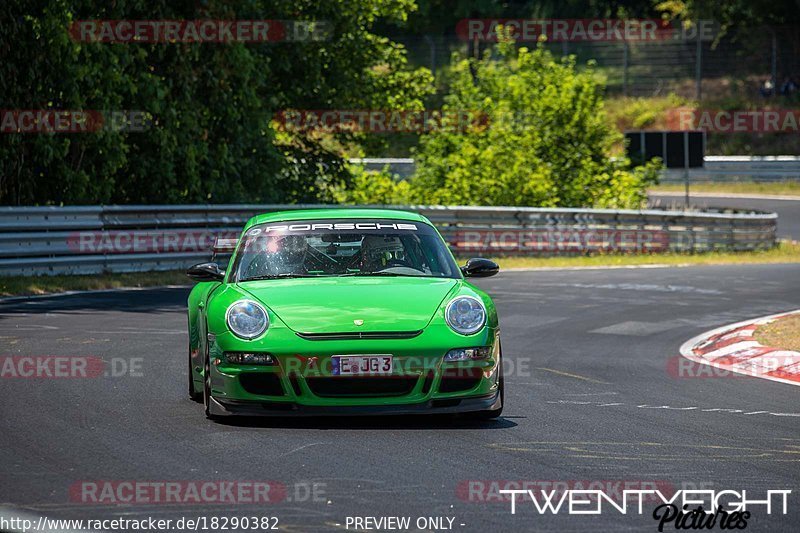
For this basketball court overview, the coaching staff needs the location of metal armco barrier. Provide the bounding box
[350,156,800,183]
[661,155,800,183]
[0,204,777,276]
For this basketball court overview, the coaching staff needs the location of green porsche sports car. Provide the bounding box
[186,208,503,419]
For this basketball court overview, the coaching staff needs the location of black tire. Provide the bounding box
[202,342,219,419]
[189,347,202,402]
[468,358,504,420]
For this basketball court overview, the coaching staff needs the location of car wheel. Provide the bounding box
[189,347,202,402]
[202,342,219,419]
[469,359,504,420]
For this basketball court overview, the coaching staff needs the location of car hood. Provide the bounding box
[237,277,458,333]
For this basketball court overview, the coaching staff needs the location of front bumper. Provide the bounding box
[200,324,501,416]
[208,390,501,417]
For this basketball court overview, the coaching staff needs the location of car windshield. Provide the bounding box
[232,218,461,281]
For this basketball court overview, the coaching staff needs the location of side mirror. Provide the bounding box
[187,262,225,282]
[460,258,499,278]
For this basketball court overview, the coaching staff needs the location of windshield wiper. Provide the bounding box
[242,271,422,280]
[239,273,321,281]
[339,271,409,277]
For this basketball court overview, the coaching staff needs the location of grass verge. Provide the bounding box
[650,181,800,197]
[1,241,798,297]
[754,313,800,352]
[486,240,800,269]
[0,270,191,298]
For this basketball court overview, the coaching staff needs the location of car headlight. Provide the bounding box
[445,296,486,335]
[226,300,269,339]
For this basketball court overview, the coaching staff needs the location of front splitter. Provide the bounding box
[207,391,501,417]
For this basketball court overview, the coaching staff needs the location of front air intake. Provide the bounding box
[295,330,423,341]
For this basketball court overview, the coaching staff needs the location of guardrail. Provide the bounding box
[661,155,800,183]
[350,157,800,183]
[0,204,777,276]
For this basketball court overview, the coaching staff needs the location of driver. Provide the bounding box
[360,235,405,272]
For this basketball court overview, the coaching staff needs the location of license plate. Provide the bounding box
[331,355,393,376]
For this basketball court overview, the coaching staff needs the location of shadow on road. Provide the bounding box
[211,414,519,430]
[0,286,190,318]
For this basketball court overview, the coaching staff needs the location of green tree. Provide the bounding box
[657,0,800,33]
[333,164,415,204]
[410,36,660,208]
[0,0,433,205]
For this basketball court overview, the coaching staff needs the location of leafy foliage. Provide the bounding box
[409,37,660,208]
[333,164,415,205]
[0,0,432,205]
[1,1,666,208]
[658,0,800,33]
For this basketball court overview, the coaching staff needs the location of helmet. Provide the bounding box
[360,235,404,271]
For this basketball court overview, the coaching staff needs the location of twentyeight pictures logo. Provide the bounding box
[495,487,791,531]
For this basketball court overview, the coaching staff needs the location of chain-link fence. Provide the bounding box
[394,25,800,99]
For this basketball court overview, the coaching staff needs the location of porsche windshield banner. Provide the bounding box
[246,220,422,236]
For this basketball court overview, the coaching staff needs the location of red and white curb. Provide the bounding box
[679,310,800,387]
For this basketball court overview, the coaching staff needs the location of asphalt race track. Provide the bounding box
[1,264,799,532]
[649,193,800,240]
